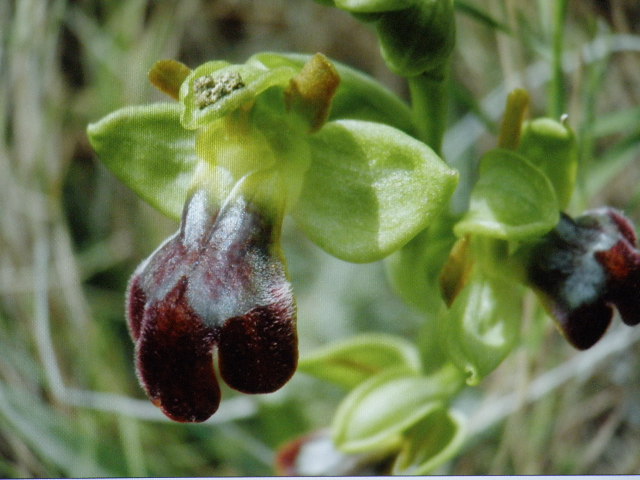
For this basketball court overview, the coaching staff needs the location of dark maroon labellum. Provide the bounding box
[528,208,640,349]
[126,188,297,422]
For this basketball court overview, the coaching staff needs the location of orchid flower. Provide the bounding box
[87,52,457,422]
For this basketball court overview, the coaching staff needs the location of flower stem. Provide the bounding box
[407,65,449,157]
[549,0,568,119]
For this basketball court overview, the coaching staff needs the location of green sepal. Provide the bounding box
[87,103,197,220]
[454,149,559,241]
[298,333,422,389]
[392,408,466,475]
[440,268,522,385]
[335,0,416,13]
[332,365,462,453]
[294,119,458,263]
[386,216,457,313]
[249,52,415,134]
[518,117,577,209]
[376,0,455,77]
[180,61,297,130]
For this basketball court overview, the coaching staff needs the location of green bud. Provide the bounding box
[518,117,577,210]
[376,0,455,77]
[392,408,466,475]
[440,268,522,385]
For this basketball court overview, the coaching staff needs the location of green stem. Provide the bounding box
[408,65,449,157]
[549,0,568,119]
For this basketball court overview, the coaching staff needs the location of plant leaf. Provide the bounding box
[294,119,458,263]
[87,103,197,220]
[332,366,462,453]
[335,0,416,13]
[455,0,510,32]
[392,408,466,475]
[454,149,559,241]
[298,333,422,389]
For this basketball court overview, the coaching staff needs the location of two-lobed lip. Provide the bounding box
[126,188,297,422]
[528,207,640,350]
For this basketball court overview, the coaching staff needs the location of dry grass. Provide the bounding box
[1,0,639,476]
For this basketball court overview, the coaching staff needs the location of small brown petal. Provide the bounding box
[528,209,640,349]
[218,298,297,393]
[126,273,147,341]
[596,240,640,326]
[608,209,637,246]
[554,301,613,350]
[595,240,638,284]
[137,277,220,422]
[610,283,640,326]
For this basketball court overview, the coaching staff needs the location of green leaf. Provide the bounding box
[180,61,297,129]
[392,408,466,475]
[585,132,640,198]
[455,0,510,33]
[294,119,458,263]
[441,269,522,385]
[591,105,640,137]
[518,117,577,209]
[249,52,415,134]
[298,333,422,389]
[332,367,461,453]
[87,103,197,220]
[454,149,559,241]
[335,0,416,13]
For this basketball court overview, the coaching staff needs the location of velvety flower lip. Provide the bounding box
[126,186,297,422]
[528,208,640,349]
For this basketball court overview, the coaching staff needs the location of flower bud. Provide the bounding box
[518,117,577,209]
[375,0,455,77]
[276,430,392,476]
[126,185,297,422]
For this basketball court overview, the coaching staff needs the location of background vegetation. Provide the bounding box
[2,0,640,476]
